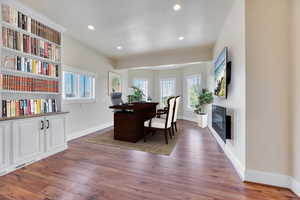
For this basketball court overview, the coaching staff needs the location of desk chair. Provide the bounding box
[144,97,176,144]
[111,92,123,106]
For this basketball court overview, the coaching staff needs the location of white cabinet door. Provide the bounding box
[12,118,44,166]
[0,122,10,174]
[45,115,66,153]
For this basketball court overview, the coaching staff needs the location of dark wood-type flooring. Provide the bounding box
[0,120,298,200]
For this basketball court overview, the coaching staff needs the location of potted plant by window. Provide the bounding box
[128,86,145,103]
[194,89,214,128]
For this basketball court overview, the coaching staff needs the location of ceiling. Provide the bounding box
[19,0,234,60]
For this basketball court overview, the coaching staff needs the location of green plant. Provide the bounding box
[128,86,144,102]
[194,89,214,115]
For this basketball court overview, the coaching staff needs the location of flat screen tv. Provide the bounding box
[214,47,230,98]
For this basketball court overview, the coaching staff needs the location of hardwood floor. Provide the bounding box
[0,120,298,200]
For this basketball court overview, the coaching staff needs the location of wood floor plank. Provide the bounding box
[0,120,298,200]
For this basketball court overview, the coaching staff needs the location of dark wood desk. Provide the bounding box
[109,102,158,142]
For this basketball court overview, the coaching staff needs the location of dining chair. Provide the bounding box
[144,97,176,144]
[172,96,181,134]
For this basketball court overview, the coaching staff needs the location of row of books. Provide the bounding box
[2,27,61,62]
[2,98,57,118]
[3,55,59,77]
[0,75,59,93]
[1,4,61,45]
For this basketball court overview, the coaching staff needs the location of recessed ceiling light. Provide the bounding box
[178,36,185,41]
[88,25,95,30]
[116,46,123,50]
[173,4,181,11]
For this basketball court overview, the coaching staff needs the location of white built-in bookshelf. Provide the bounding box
[0,0,68,177]
[0,0,64,119]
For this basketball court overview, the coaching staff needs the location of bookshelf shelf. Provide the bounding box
[1,46,61,65]
[0,68,59,80]
[0,111,68,122]
[0,111,68,121]
[1,21,61,47]
[0,90,60,95]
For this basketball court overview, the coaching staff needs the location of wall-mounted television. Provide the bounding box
[214,47,231,98]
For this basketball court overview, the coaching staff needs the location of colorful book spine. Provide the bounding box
[2,55,59,77]
[2,27,61,62]
[1,4,60,45]
[0,75,59,93]
[2,98,57,118]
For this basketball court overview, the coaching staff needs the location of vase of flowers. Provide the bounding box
[194,89,214,128]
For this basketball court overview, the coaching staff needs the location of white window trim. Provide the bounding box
[132,78,149,100]
[160,78,176,107]
[62,65,96,104]
[186,74,202,111]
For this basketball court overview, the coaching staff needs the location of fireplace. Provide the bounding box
[212,105,231,143]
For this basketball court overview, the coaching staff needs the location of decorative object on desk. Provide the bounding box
[87,129,180,156]
[108,72,122,95]
[128,86,144,102]
[194,89,213,128]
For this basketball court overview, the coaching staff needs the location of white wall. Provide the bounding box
[291,0,300,189]
[207,0,246,177]
[116,46,213,69]
[128,63,209,120]
[245,0,290,177]
[62,35,128,140]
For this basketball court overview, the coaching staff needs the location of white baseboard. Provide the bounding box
[207,126,300,197]
[207,127,245,180]
[245,170,300,197]
[291,178,300,197]
[1,144,68,177]
[67,122,113,141]
[245,170,290,188]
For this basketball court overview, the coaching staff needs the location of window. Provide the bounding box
[80,75,92,98]
[64,72,77,98]
[160,78,176,107]
[63,66,95,103]
[133,79,148,100]
[187,75,201,109]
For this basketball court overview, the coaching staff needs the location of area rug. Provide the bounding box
[86,129,180,156]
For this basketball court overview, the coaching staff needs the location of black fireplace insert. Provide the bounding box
[212,105,231,143]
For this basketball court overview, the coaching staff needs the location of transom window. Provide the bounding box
[187,75,201,109]
[160,78,176,107]
[133,79,149,100]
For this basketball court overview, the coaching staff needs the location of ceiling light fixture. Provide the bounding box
[178,36,185,41]
[173,0,183,11]
[173,4,181,11]
[116,46,123,50]
[88,25,95,30]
